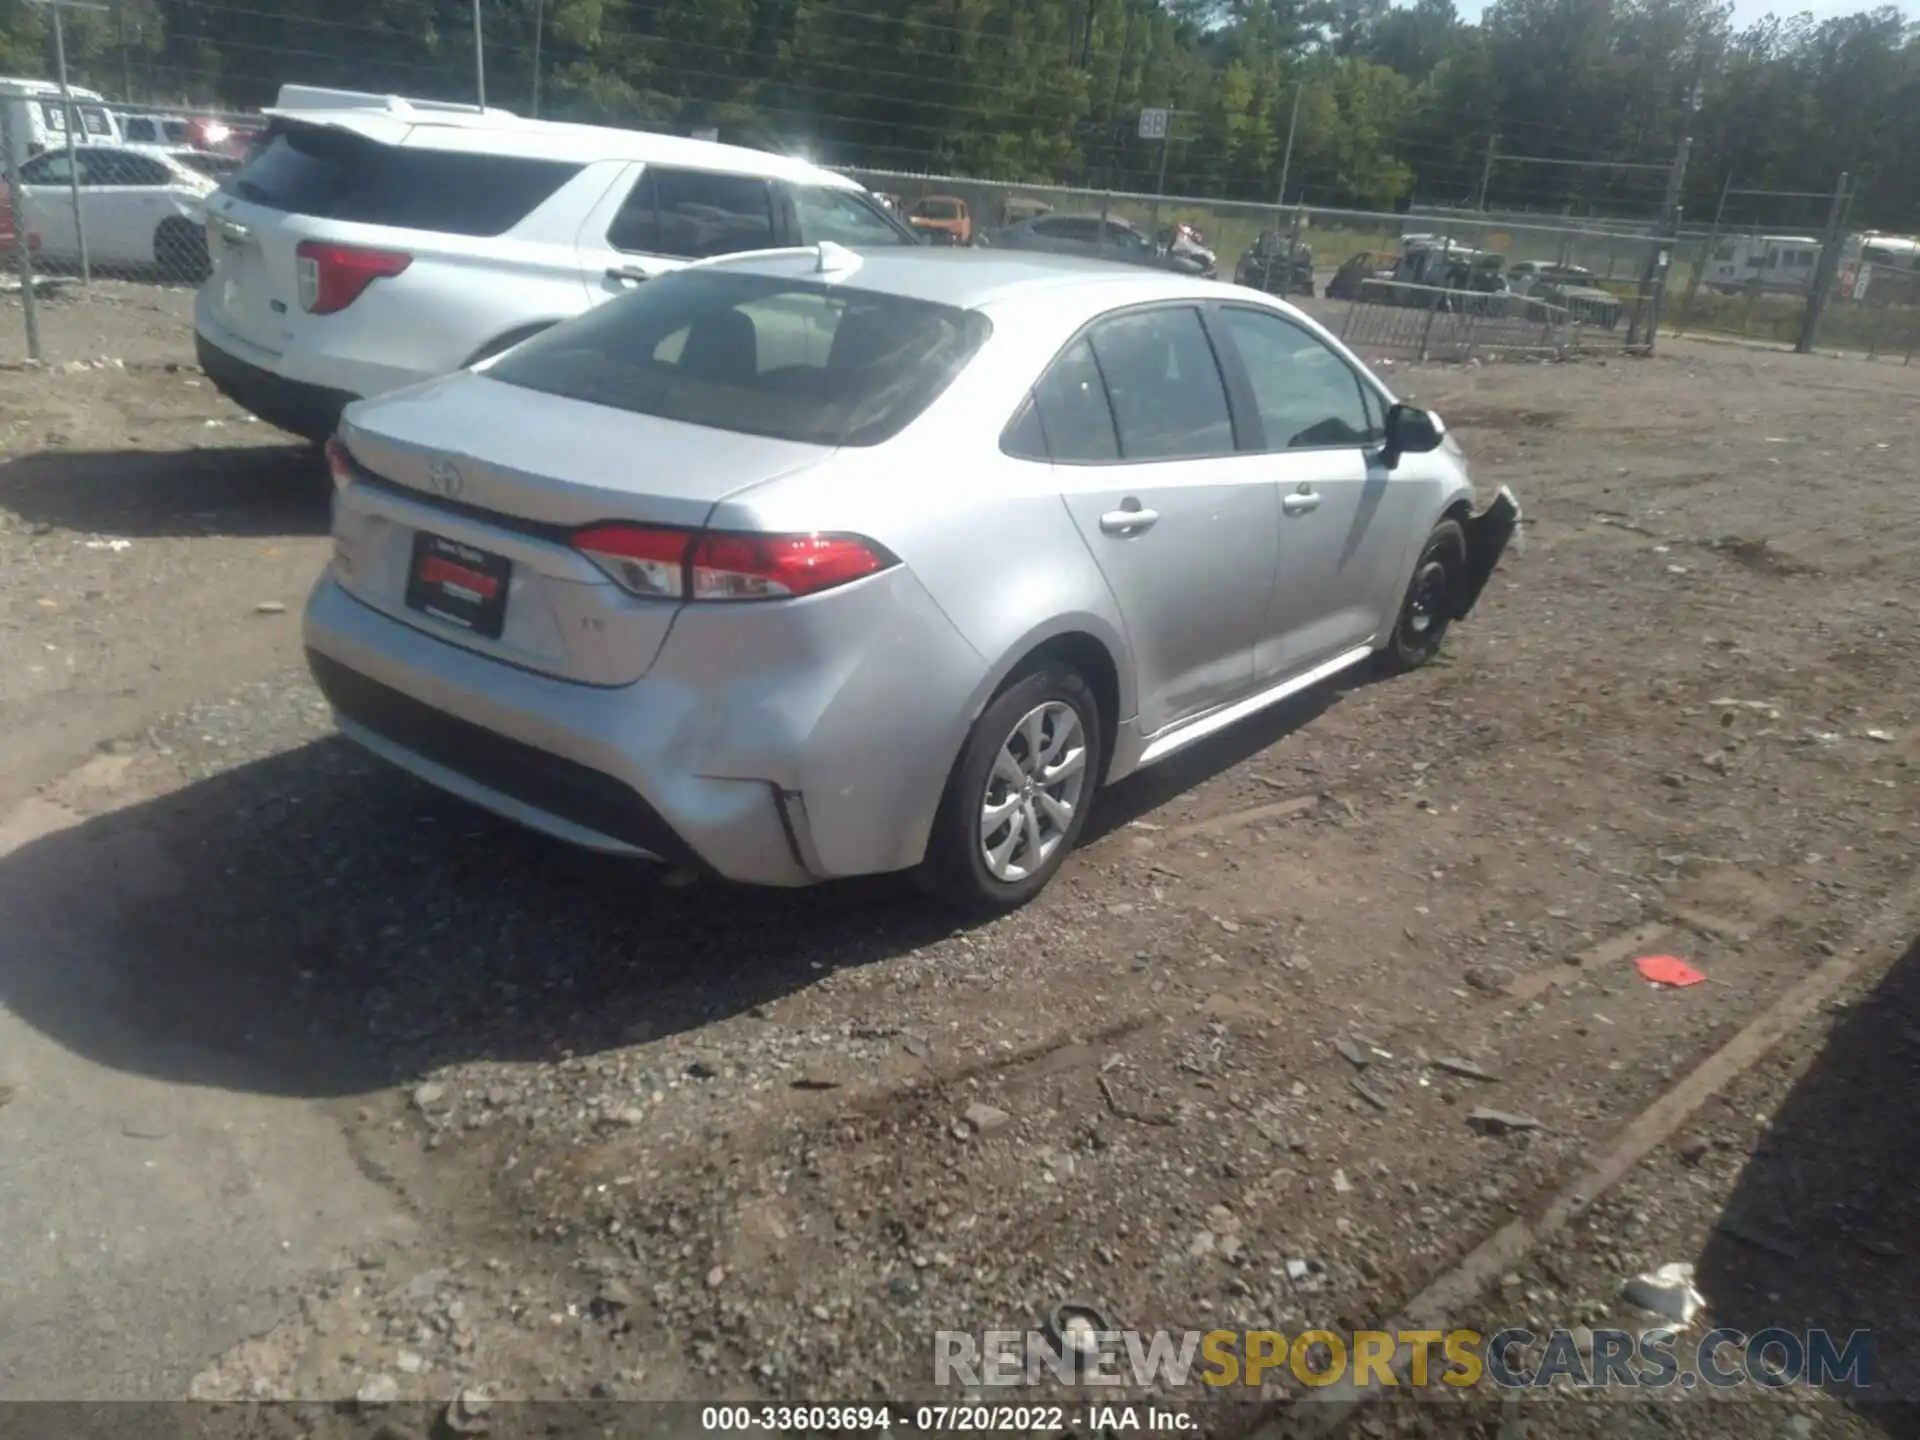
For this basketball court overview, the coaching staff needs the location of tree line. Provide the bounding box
[3,0,1915,227]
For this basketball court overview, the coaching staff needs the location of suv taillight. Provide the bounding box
[572,525,895,602]
[296,240,412,315]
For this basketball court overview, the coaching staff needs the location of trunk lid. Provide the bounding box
[331,372,833,685]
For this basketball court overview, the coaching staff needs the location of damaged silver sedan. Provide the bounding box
[304,245,1520,914]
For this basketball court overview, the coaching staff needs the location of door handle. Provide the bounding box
[1099,507,1159,535]
[606,265,649,286]
[1281,490,1322,515]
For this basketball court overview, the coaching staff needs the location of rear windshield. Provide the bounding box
[223,123,582,237]
[487,269,992,448]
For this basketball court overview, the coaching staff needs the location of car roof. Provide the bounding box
[691,245,1221,309]
[263,85,859,189]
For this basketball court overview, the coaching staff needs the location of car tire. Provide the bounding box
[155,216,210,283]
[1379,519,1467,674]
[915,662,1103,916]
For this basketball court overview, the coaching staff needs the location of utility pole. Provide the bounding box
[32,0,109,288]
[1795,170,1851,355]
[1276,82,1303,210]
[1474,135,1497,211]
[1263,82,1305,294]
[473,0,488,109]
[529,0,543,118]
[1154,110,1173,198]
[1627,133,1690,349]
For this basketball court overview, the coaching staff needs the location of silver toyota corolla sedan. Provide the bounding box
[304,243,1519,913]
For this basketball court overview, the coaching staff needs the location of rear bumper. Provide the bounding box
[301,566,985,887]
[307,649,707,870]
[197,331,356,443]
[196,332,359,445]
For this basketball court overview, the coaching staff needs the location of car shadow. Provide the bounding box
[0,667,1378,1104]
[1081,668,1359,844]
[0,445,327,538]
[1695,935,1920,1417]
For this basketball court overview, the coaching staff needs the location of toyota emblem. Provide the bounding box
[427,458,465,499]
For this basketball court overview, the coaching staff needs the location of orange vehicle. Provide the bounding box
[907,195,971,246]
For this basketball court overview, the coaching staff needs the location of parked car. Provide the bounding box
[303,245,1520,913]
[984,211,1212,276]
[1001,196,1053,226]
[194,85,920,444]
[1362,239,1508,313]
[118,112,195,148]
[0,77,121,170]
[1235,230,1314,296]
[1507,261,1622,328]
[12,143,216,279]
[1325,250,1397,300]
[907,195,971,245]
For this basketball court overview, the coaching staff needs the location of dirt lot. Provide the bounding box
[0,291,1916,1436]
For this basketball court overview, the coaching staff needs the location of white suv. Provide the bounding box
[194,86,919,442]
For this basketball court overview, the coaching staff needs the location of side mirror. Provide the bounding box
[1381,403,1442,470]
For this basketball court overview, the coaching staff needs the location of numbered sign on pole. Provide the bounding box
[1138,108,1170,141]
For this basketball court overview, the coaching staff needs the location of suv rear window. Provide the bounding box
[224,123,582,237]
[487,269,992,448]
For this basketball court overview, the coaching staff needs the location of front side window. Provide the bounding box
[1085,307,1235,461]
[609,167,777,259]
[486,269,990,448]
[1218,306,1379,451]
[791,185,912,247]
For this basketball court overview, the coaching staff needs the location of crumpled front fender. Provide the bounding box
[1452,485,1523,620]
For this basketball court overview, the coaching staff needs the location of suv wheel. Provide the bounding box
[917,663,1101,915]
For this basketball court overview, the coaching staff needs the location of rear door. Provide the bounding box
[580,165,783,302]
[1037,305,1277,735]
[85,150,175,266]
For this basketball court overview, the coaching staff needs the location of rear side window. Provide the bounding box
[124,117,158,142]
[487,269,991,448]
[607,168,777,259]
[1023,338,1119,462]
[224,124,581,237]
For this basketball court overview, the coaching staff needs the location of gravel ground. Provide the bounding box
[1,304,1916,1436]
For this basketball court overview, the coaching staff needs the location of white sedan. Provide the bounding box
[14,144,217,279]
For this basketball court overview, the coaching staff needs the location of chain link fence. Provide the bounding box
[848,167,1670,360]
[1,127,1904,370]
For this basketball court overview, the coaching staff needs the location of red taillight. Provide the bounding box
[572,524,690,600]
[324,435,360,490]
[691,532,890,600]
[296,240,412,315]
[571,526,894,601]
